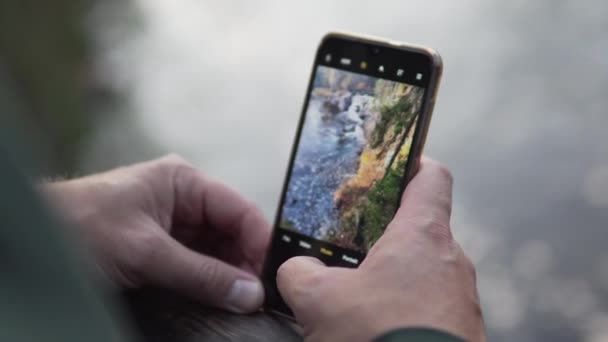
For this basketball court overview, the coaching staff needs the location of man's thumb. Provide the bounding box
[276,256,326,309]
[147,237,264,313]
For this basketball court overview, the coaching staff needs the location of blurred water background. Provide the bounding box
[3,1,608,341]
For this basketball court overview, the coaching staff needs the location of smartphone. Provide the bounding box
[262,32,442,317]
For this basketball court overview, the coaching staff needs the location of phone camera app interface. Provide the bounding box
[279,65,425,254]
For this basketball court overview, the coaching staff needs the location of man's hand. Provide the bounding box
[276,158,485,342]
[43,155,271,313]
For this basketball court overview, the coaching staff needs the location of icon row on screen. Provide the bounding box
[280,234,360,265]
[325,53,423,80]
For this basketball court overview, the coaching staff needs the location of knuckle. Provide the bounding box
[432,161,454,184]
[300,268,325,289]
[158,154,193,173]
[123,230,168,276]
[463,253,477,281]
[162,153,188,165]
[156,154,200,188]
[419,215,453,244]
[451,243,477,281]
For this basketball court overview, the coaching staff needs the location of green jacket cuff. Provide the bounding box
[374,327,466,342]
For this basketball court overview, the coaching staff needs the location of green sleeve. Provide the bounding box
[374,327,466,342]
[0,145,134,342]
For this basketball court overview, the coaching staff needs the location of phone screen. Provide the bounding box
[264,35,438,315]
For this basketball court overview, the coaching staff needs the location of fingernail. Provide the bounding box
[224,279,264,313]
